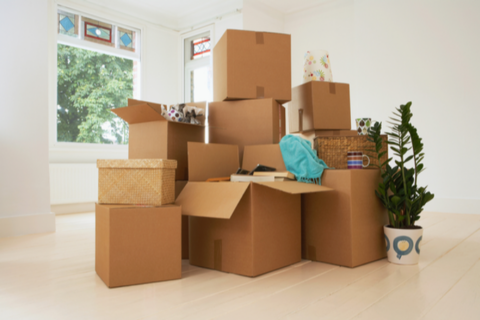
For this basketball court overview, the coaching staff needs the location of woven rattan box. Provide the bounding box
[314,135,388,169]
[97,159,177,206]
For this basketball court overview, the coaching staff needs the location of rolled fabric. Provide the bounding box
[303,50,333,83]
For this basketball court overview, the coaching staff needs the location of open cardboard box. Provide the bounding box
[213,29,291,104]
[289,81,351,133]
[112,99,206,180]
[208,98,286,163]
[175,142,332,277]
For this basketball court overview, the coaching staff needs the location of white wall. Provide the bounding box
[0,0,55,236]
[285,0,480,214]
[242,0,284,33]
[214,12,243,42]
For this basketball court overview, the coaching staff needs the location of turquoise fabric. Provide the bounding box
[279,135,328,185]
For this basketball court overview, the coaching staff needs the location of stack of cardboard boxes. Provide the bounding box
[289,74,388,268]
[94,29,388,287]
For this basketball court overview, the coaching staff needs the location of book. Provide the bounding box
[274,177,296,182]
[253,171,295,180]
[230,174,275,182]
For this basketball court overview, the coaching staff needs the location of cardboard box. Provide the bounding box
[176,142,332,277]
[292,130,358,145]
[112,99,206,180]
[302,169,388,267]
[209,98,286,163]
[289,81,351,133]
[95,204,181,288]
[175,180,189,259]
[213,29,291,104]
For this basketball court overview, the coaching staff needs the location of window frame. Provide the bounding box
[49,2,144,162]
[180,25,215,104]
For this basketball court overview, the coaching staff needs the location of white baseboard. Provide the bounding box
[0,213,56,238]
[425,198,480,215]
[51,202,95,215]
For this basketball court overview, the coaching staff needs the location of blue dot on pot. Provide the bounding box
[385,235,390,252]
[393,236,413,260]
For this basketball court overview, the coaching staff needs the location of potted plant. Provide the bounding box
[367,102,434,265]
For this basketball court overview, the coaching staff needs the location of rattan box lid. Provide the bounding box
[97,159,177,169]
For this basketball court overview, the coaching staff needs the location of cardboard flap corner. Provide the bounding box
[188,142,240,181]
[254,181,333,194]
[111,103,166,124]
[175,182,250,219]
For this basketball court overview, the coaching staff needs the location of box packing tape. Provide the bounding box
[255,32,264,44]
[256,86,265,99]
[329,83,336,94]
[308,245,317,261]
[214,239,222,271]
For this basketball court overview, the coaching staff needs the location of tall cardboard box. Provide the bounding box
[289,81,351,133]
[95,204,181,287]
[176,143,332,277]
[209,98,286,162]
[302,169,388,267]
[213,29,291,104]
[175,180,189,259]
[112,99,206,180]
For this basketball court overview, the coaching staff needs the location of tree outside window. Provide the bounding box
[57,44,133,144]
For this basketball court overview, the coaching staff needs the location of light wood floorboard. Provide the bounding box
[0,211,479,319]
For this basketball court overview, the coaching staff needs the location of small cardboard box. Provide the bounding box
[209,98,286,162]
[213,29,291,104]
[292,130,358,145]
[289,81,351,133]
[112,99,206,180]
[175,180,189,259]
[97,159,177,206]
[95,204,181,288]
[176,142,332,277]
[302,169,388,267]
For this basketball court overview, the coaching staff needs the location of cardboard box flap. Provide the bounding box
[254,181,332,194]
[188,142,240,181]
[175,181,250,219]
[242,144,287,172]
[112,103,166,124]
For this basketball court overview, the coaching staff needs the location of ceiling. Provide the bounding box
[82,0,331,30]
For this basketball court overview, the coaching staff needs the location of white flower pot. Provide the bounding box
[384,225,423,265]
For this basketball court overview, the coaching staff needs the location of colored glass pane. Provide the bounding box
[85,22,112,42]
[192,38,210,60]
[58,11,77,37]
[118,28,135,51]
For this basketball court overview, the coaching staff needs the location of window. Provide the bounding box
[184,31,212,103]
[56,7,140,145]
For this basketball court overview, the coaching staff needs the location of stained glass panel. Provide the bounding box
[83,17,114,47]
[192,37,210,60]
[118,27,135,52]
[58,11,78,37]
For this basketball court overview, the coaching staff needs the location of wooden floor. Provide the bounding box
[1,212,480,320]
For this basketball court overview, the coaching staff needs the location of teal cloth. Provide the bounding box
[279,135,328,185]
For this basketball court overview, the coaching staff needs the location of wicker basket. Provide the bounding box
[97,159,177,206]
[314,135,388,169]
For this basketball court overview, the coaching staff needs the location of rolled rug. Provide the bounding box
[303,50,333,83]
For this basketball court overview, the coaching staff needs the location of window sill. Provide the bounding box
[49,142,128,163]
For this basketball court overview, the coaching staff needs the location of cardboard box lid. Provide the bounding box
[254,181,331,194]
[97,159,177,169]
[175,181,250,219]
[111,99,207,125]
[188,142,240,181]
